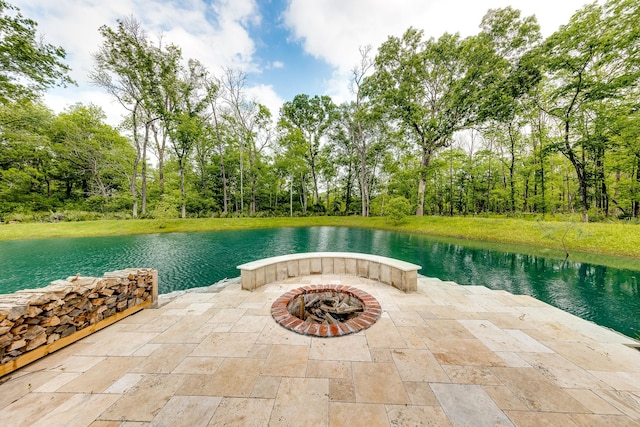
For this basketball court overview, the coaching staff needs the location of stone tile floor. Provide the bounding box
[1,275,640,426]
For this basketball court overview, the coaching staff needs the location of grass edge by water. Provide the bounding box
[1,216,639,269]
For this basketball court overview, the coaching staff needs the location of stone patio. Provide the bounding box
[1,275,639,426]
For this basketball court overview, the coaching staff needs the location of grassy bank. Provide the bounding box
[1,216,639,264]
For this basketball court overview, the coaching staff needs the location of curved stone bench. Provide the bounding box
[237,252,421,293]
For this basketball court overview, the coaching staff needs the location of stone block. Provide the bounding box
[265,264,276,284]
[369,262,380,280]
[403,270,418,292]
[255,267,266,288]
[322,258,334,274]
[287,260,299,277]
[333,258,346,274]
[380,265,391,285]
[276,262,288,281]
[357,260,369,277]
[299,259,311,276]
[241,270,256,291]
[310,258,322,274]
[391,268,402,290]
[345,258,357,275]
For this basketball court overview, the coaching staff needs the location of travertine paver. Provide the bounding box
[1,275,639,426]
[431,383,515,426]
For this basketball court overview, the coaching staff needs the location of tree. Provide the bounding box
[0,100,54,212]
[92,17,181,217]
[167,59,215,218]
[366,28,500,216]
[385,196,412,224]
[204,74,229,214]
[279,94,338,205]
[477,7,542,213]
[49,104,132,201]
[0,0,73,103]
[539,0,640,222]
[350,45,375,216]
[220,68,272,215]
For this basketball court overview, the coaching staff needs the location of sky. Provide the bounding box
[14,0,591,127]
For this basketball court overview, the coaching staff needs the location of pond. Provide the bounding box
[1,226,639,338]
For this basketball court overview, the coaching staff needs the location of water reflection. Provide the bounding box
[0,226,638,338]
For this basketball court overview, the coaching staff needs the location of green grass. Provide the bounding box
[1,216,639,267]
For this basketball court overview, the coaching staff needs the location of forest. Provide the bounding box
[0,0,639,223]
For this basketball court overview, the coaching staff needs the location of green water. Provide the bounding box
[1,226,639,338]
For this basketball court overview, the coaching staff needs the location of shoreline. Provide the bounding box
[2,217,639,271]
[156,276,241,307]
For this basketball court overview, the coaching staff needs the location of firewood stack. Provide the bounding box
[286,291,364,324]
[0,268,155,366]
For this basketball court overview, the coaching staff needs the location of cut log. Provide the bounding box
[287,290,364,324]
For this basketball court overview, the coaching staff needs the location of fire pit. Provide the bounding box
[271,285,382,337]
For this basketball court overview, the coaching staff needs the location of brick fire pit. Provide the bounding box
[271,285,382,337]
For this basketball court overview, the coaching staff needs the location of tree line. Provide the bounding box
[1,0,639,222]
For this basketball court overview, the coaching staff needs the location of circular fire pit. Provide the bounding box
[271,285,382,337]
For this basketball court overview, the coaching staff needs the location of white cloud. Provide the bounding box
[284,0,592,103]
[11,0,593,126]
[245,84,285,120]
[14,0,260,124]
[44,88,128,127]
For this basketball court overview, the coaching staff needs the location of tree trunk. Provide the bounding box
[239,144,244,214]
[564,139,589,222]
[417,178,426,216]
[360,159,368,217]
[301,176,308,214]
[486,139,492,213]
[180,158,186,219]
[540,150,546,218]
[357,126,369,217]
[221,152,228,214]
[248,145,256,215]
[212,108,228,214]
[151,123,166,194]
[508,123,516,213]
[345,163,353,214]
[416,145,432,217]
[130,106,140,219]
[141,121,150,216]
[634,156,640,218]
[448,152,453,216]
[310,153,319,205]
[94,164,107,198]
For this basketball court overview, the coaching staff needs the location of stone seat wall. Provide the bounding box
[237,252,421,292]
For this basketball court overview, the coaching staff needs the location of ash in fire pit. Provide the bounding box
[271,285,382,337]
[287,291,364,324]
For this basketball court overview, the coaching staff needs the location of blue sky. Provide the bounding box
[248,0,334,101]
[13,0,590,126]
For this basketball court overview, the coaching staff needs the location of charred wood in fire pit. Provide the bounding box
[287,291,364,324]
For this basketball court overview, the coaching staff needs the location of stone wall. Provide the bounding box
[0,268,157,370]
[238,252,421,293]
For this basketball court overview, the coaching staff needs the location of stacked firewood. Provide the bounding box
[287,291,364,324]
[0,268,155,365]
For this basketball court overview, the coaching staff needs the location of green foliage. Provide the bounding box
[1,1,639,227]
[151,195,179,220]
[385,196,413,224]
[0,0,73,102]
[279,94,338,204]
